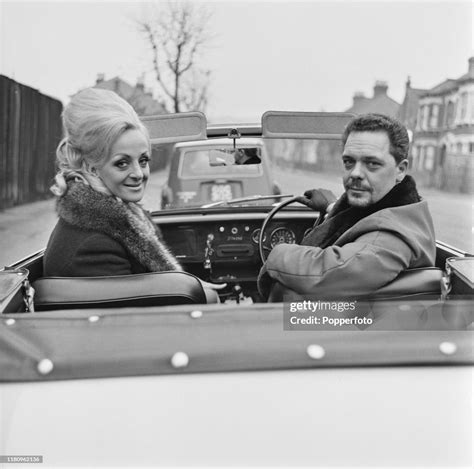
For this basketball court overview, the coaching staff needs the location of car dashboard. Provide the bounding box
[155,208,319,299]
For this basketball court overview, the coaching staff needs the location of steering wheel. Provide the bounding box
[258,196,326,263]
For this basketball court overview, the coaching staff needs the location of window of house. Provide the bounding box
[438,145,446,167]
[470,92,474,122]
[418,146,425,170]
[469,142,474,154]
[460,92,468,121]
[410,145,418,169]
[430,105,439,128]
[419,106,424,130]
[422,105,429,130]
[425,146,435,170]
[415,108,422,130]
[447,101,455,127]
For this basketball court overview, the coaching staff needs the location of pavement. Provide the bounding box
[0,198,57,267]
[283,167,473,253]
[0,170,168,268]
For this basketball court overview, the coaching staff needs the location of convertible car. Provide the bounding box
[1,111,473,467]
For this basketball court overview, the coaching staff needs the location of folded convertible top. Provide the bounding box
[1,301,472,381]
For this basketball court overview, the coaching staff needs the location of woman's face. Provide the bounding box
[96,129,150,203]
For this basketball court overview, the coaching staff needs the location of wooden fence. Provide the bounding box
[0,76,63,210]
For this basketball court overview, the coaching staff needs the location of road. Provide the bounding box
[0,166,472,267]
[272,166,473,254]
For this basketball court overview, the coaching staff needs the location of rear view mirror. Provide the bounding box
[209,148,262,166]
[141,112,207,144]
[262,111,355,139]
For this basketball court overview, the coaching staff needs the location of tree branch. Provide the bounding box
[135,1,213,113]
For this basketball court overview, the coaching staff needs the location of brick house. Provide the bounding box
[346,81,400,117]
[398,77,427,136]
[93,74,166,116]
[405,58,474,193]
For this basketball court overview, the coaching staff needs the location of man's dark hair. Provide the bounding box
[244,148,258,157]
[341,113,409,164]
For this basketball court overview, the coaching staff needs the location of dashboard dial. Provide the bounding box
[270,227,296,247]
[251,228,266,244]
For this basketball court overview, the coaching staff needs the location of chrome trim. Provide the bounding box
[174,137,263,148]
[152,212,319,224]
[2,250,44,270]
[436,240,471,257]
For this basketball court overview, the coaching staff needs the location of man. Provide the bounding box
[258,113,436,300]
[234,148,261,165]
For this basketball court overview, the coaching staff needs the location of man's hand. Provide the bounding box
[295,188,337,212]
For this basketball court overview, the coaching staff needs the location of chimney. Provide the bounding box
[373,80,388,97]
[405,76,411,90]
[469,57,474,75]
[96,73,105,84]
[353,91,366,106]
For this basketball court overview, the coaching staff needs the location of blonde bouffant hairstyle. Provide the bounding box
[51,87,150,197]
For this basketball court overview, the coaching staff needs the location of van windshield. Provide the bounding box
[180,149,262,178]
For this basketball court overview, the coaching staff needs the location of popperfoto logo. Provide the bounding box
[284,300,373,330]
[283,298,474,331]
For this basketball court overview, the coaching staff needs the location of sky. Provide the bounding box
[1,0,473,122]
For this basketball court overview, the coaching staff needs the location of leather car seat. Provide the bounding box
[33,271,216,311]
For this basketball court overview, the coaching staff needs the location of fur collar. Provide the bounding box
[57,182,181,272]
[302,175,421,248]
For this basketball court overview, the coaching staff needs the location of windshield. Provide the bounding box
[180,149,261,177]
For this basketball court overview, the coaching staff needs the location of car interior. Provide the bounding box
[1,111,473,314]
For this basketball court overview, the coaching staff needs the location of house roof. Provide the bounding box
[418,58,474,97]
[346,86,400,117]
[93,76,166,116]
[398,83,427,129]
[345,94,400,117]
[94,76,136,99]
[345,81,400,117]
[457,57,474,83]
[421,79,459,97]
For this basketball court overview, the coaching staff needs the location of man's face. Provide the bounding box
[233,149,245,165]
[341,131,408,207]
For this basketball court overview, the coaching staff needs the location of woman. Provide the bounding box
[44,88,223,297]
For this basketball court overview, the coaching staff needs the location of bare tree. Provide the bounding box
[136,1,213,113]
